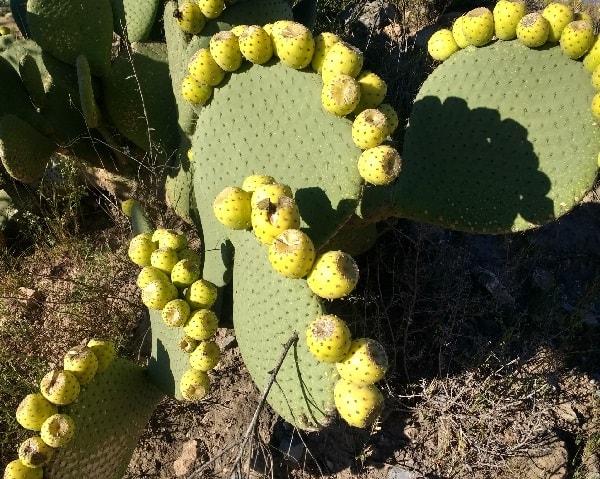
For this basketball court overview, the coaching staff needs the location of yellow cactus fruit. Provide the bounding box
[173,1,205,35]
[212,186,252,230]
[461,7,495,47]
[451,16,470,48]
[3,459,43,479]
[198,0,224,19]
[269,19,295,57]
[120,198,138,217]
[336,338,389,385]
[238,25,274,64]
[334,379,384,428]
[209,31,243,72]
[321,41,364,83]
[592,92,600,120]
[516,13,550,48]
[592,64,600,91]
[321,74,361,116]
[241,174,276,193]
[16,393,58,431]
[428,28,459,61]
[188,48,225,86]
[273,22,315,69]
[40,413,75,447]
[542,2,574,43]
[189,340,221,371]
[63,345,99,385]
[251,196,301,245]
[311,31,340,72]
[355,71,387,112]
[351,109,388,150]
[583,35,600,72]
[250,182,292,208]
[230,24,249,37]
[18,436,54,467]
[183,309,219,340]
[180,368,210,401]
[560,20,595,59]
[86,339,116,373]
[306,250,359,299]
[574,11,593,24]
[357,145,402,186]
[493,0,526,40]
[181,74,213,105]
[305,314,352,363]
[378,103,399,136]
[268,228,316,279]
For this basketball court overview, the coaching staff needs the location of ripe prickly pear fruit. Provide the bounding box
[273,22,315,69]
[493,0,526,40]
[238,25,274,65]
[311,31,340,72]
[178,247,201,264]
[378,103,399,136]
[213,186,252,230]
[179,335,199,353]
[241,174,276,194]
[451,17,470,48]
[180,368,210,401]
[427,29,459,61]
[306,251,359,299]
[198,0,224,19]
[120,198,138,217]
[184,309,219,340]
[141,279,178,310]
[334,379,384,428]
[357,145,402,186]
[592,92,600,120]
[40,413,75,447]
[306,314,352,363]
[171,258,201,288]
[250,182,293,209]
[542,2,574,43]
[181,75,213,105]
[39,370,80,406]
[321,74,361,116]
[210,31,243,72]
[351,109,389,150]
[516,13,550,48]
[16,394,58,431]
[86,339,116,373]
[336,338,388,385]
[560,20,594,59]
[461,7,494,46]
[137,265,169,289]
[231,24,250,37]
[269,20,295,56]
[128,233,157,267]
[251,196,302,245]
[592,64,600,91]
[63,345,98,384]
[189,340,221,371]
[154,229,187,251]
[3,459,43,479]
[355,71,387,112]
[18,436,54,467]
[583,35,600,72]
[268,229,316,279]
[185,279,218,309]
[162,299,191,327]
[188,48,226,86]
[0,26,11,36]
[321,41,364,83]
[150,247,180,275]
[173,1,206,35]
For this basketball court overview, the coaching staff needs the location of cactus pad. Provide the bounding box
[103,42,179,162]
[26,0,113,77]
[44,358,164,479]
[110,0,160,42]
[192,61,363,286]
[390,41,599,233]
[0,114,55,183]
[76,54,99,128]
[230,230,337,429]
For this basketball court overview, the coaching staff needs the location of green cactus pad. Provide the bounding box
[19,53,47,107]
[192,61,363,286]
[230,230,337,429]
[9,0,29,38]
[387,41,599,233]
[44,358,164,479]
[110,0,160,42]
[0,33,16,51]
[103,42,179,162]
[165,142,197,224]
[0,114,55,183]
[26,0,113,77]
[76,55,99,128]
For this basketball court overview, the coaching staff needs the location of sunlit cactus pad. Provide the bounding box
[44,358,164,479]
[193,62,363,285]
[230,230,338,429]
[392,40,599,233]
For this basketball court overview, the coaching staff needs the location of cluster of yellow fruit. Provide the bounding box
[427,1,600,119]
[5,340,116,479]
[127,228,222,402]
[181,19,403,186]
[213,174,360,300]
[173,0,225,35]
[306,314,388,428]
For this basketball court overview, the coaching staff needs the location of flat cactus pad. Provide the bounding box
[110,0,160,42]
[45,358,164,479]
[230,230,337,429]
[391,41,599,233]
[192,61,363,286]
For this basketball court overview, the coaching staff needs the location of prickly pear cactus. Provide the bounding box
[44,359,164,479]
[110,0,161,42]
[362,41,599,233]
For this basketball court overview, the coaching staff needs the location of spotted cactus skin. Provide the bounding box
[86,339,116,374]
[189,340,221,371]
[273,22,314,69]
[16,393,58,431]
[306,250,360,300]
[63,346,99,385]
[184,279,218,309]
[18,436,54,467]
[40,413,76,447]
[127,234,157,267]
[180,368,210,401]
[39,370,80,406]
[170,258,201,288]
[238,25,274,64]
[268,228,315,279]
[336,338,389,385]
[321,74,361,116]
[161,299,191,327]
[306,314,352,363]
[3,459,43,479]
[493,0,526,41]
[516,13,549,47]
[334,379,384,428]
[461,7,494,47]
[542,2,573,43]
[150,247,179,275]
[183,309,219,340]
[357,145,402,186]
[560,20,594,59]
[141,278,178,310]
[320,41,363,83]
[209,31,243,71]
[251,196,301,245]
[351,109,388,149]
[213,186,252,230]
